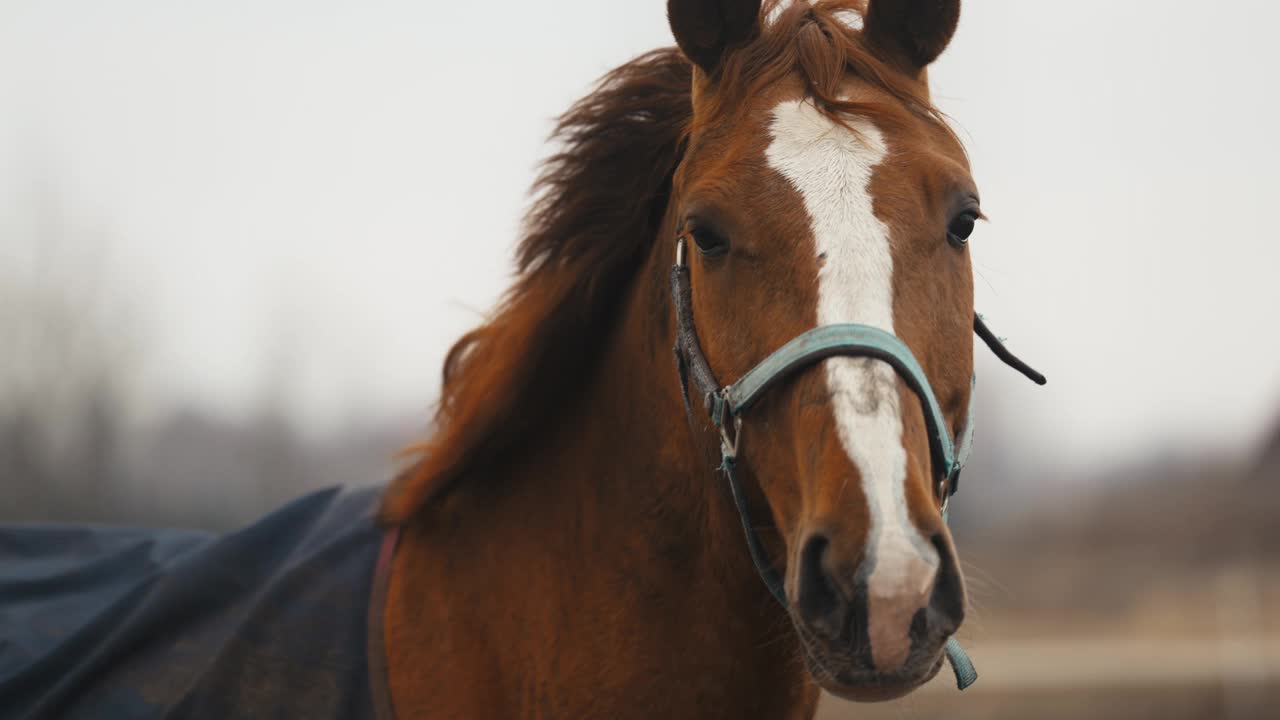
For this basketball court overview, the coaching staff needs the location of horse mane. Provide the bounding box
[381,1,950,523]
[379,49,693,523]
[701,1,955,142]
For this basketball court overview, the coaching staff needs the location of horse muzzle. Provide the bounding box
[789,519,965,700]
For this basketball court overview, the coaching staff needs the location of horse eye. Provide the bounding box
[947,211,978,248]
[690,226,730,257]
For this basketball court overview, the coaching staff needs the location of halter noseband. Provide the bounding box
[669,234,1045,691]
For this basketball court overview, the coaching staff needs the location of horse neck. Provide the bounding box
[385,240,817,719]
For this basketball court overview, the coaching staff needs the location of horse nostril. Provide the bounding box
[925,532,965,637]
[795,533,846,639]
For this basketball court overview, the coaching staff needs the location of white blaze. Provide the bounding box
[766,99,937,657]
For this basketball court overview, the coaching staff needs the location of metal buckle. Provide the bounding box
[720,415,743,461]
[938,467,958,516]
[675,235,687,267]
[719,388,743,461]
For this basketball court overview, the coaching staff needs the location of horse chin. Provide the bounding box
[798,636,945,703]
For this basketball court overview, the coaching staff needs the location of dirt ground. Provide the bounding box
[815,634,1280,720]
[817,681,1278,720]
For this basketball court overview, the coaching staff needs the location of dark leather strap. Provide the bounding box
[671,264,722,415]
[974,314,1047,386]
[720,454,787,607]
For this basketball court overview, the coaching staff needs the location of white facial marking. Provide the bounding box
[766,2,863,30]
[832,8,865,31]
[766,100,937,669]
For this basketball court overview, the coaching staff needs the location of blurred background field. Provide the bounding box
[820,434,1280,719]
[2,2,1277,718]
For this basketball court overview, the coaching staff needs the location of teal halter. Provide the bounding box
[670,236,1045,691]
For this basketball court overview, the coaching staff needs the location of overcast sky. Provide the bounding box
[2,0,1278,471]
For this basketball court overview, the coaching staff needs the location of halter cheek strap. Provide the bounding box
[669,237,1045,691]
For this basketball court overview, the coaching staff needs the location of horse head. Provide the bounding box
[667,0,979,700]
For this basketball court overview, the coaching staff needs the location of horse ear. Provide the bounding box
[863,0,962,72]
[667,0,763,75]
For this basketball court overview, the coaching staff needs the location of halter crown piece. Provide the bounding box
[669,235,1046,691]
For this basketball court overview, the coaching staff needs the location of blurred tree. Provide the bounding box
[0,174,141,522]
[0,170,411,529]
[1252,415,1280,482]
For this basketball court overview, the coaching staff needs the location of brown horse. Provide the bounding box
[380,0,1028,716]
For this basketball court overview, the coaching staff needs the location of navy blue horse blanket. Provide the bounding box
[0,486,396,720]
